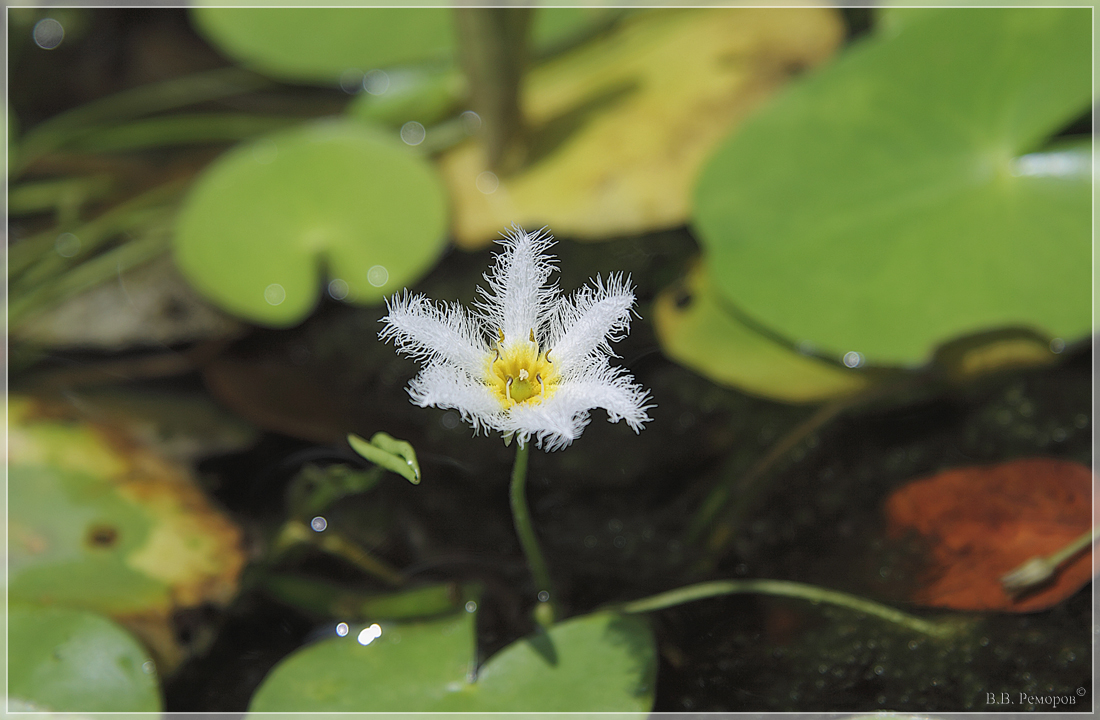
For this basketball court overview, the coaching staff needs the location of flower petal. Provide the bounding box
[476,225,558,343]
[504,366,653,451]
[408,361,506,434]
[380,291,487,376]
[548,273,635,375]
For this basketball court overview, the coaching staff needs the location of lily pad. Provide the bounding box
[694,8,1091,365]
[9,605,161,713]
[190,7,455,85]
[438,7,843,247]
[653,263,868,403]
[249,610,655,713]
[7,394,245,669]
[173,120,448,327]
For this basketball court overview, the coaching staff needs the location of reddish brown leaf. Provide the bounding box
[884,457,1094,612]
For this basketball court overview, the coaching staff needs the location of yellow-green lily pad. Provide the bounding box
[173,120,448,327]
[438,7,843,248]
[9,605,162,713]
[693,8,1091,365]
[654,264,868,403]
[249,609,655,713]
[190,7,455,85]
[7,394,245,670]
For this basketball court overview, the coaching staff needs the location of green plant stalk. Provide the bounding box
[1001,526,1095,593]
[8,223,171,327]
[509,441,555,617]
[9,178,188,280]
[14,67,269,173]
[618,579,953,637]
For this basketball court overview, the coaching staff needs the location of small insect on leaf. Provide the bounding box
[347,432,422,485]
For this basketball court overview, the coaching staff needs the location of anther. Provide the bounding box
[498,328,505,343]
[529,328,536,343]
[518,368,529,381]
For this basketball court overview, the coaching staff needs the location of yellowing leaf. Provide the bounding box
[438,7,843,248]
[7,394,246,670]
[653,263,868,403]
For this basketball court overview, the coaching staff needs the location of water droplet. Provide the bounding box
[310,516,327,532]
[142,660,156,675]
[339,68,364,94]
[608,518,623,532]
[363,69,390,95]
[613,535,627,548]
[335,622,349,637]
[1052,427,1067,442]
[328,278,349,300]
[401,121,426,146]
[264,283,286,305]
[476,171,499,194]
[55,232,80,257]
[462,110,482,133]
[465,601,477,613]
[1049,337,1066,353]
[33,18,64,49]
[583,535,597,548]
[367,265,389,287]
[441,410,460,429]
[537,590,550,603]
[843,351,864,368]
[357,623,382,646]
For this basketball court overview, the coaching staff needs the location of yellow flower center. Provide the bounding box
[487,329,556,408]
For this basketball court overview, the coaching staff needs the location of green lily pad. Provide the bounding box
[9,605,161,713]
[653,263,869,403]
[7,394,245,670]
[190,7,455,85]
[173,120,448,327]
[249,610,655,713]
[693,8,1091,365]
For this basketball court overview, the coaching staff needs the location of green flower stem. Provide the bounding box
[509,442,555,621]
[618,579,952,637]
[1001,526,1095,593]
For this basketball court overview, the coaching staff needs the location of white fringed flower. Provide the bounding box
[380,225,653,451]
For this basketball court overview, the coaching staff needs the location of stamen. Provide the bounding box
[492,348,501,363]
[536,373,544,393]
[518,368,529,381]
[505,377,513,401]
[545,349,553,364]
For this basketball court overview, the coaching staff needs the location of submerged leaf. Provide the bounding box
[439,7,843,247]
[884,457,1093,612]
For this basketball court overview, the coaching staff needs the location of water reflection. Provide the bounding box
[335,622,349,637]
[327,278,349,300]
[1012,151,1090,178]
[310,516,327,532]
[363,69,389,96]
[264,283,286,305]
[401,121,426,146]
[55,232,80,257]
[842,351,864,368]
[357,623,382,646]
[33,18,64,49]
[476,171,499,194]
[367,265,389,287]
